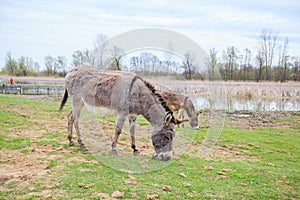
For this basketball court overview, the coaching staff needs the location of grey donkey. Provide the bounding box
[59,66,184,161]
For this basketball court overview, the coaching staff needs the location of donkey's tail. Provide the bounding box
[59,88,68,112]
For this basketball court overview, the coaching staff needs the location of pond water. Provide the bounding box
[155,80,300,112]
[194,96,300,111]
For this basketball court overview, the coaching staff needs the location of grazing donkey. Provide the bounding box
[128,90,199,140]
[158,89,199,130]
[59,66,183,161]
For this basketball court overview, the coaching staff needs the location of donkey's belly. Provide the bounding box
[82,98,117,116]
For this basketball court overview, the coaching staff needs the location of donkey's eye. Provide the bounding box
[153,142,160,149]
[162,136,170,145]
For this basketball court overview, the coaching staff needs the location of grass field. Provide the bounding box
[0,95,299,199]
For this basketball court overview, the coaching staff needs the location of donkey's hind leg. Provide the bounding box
[72,99,86,149]
[67,110,75,146]
[128,115,139,154]
[111,110,128,152]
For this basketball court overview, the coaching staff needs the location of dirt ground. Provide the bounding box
[226,110,300,130]
[1,104,299,197]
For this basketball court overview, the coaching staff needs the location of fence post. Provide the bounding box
[1,84,5,94]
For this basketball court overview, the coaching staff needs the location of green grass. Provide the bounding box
[37,139,62,147]
[0,95,299,199]
[41,131,66,139]
[135,117,151,126]
[0,133,31,150]
[0,109,29,131]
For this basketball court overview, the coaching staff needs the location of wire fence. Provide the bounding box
[0,84,65,97]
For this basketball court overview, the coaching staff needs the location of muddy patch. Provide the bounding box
[199,110,300,130]
[83,117,155,156]
[1,145,62,191]
[205,145,261,162]
[0,141,92,199]
[187,141,261,162]
[225,110,300,130]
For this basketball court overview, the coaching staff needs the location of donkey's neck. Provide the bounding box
[130,82,166,126]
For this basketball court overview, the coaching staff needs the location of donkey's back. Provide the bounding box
[65,66,136,109]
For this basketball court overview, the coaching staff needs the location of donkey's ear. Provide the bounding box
[164,112,173,124]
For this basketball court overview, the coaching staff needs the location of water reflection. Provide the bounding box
[194,96,300,111]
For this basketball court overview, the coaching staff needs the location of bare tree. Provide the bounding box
[164,43,174,74]
[44,55,56,75]
[140,52,152,73]
[256,50,264,82]
[94,34,108,68]
[56,56,68,75]
[242,48,252,81]
[34,62,40,73]
[109,46,124,70]
[207,48,218,81]
[182,51,195,80]
[149,54,159,73]
[278,38,289,82]
[223,46,238,80]
[291,57,299,81]
[258,29,278,80]
[129,56,139,72]
[5,52,17,75]
[18,57,27,76]
[238,54,243,81]
[72,49,94,67]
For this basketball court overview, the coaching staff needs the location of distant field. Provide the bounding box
[0,75,64,85]
[152,79,300,99]
[0,95,299,199]
[1,75,299,99]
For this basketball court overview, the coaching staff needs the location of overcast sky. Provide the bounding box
[0,0,299,69]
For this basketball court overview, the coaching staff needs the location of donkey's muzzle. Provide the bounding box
[156,151,172,161]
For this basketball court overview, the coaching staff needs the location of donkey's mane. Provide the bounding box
[129,75,172,114]
[142,79,173,114]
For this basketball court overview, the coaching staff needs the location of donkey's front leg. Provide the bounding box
[112,111,127,152]
[178,108,185,128]
[128,115,139,154]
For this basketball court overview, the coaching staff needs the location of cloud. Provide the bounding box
[0,0,299,69]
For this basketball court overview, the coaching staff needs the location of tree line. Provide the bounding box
[1,29,299,82]
[3,52,68,77]
[206,29,299,82]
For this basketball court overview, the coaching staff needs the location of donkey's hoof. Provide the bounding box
[111,150,118,156]
[69,141,75,147]
[80,144,87,151]
[131,145,139,153]
[133,149,140,155]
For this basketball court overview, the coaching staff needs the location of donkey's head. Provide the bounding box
[184,97,199,130]
[189,111,199,130]
[151,112,182,161]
